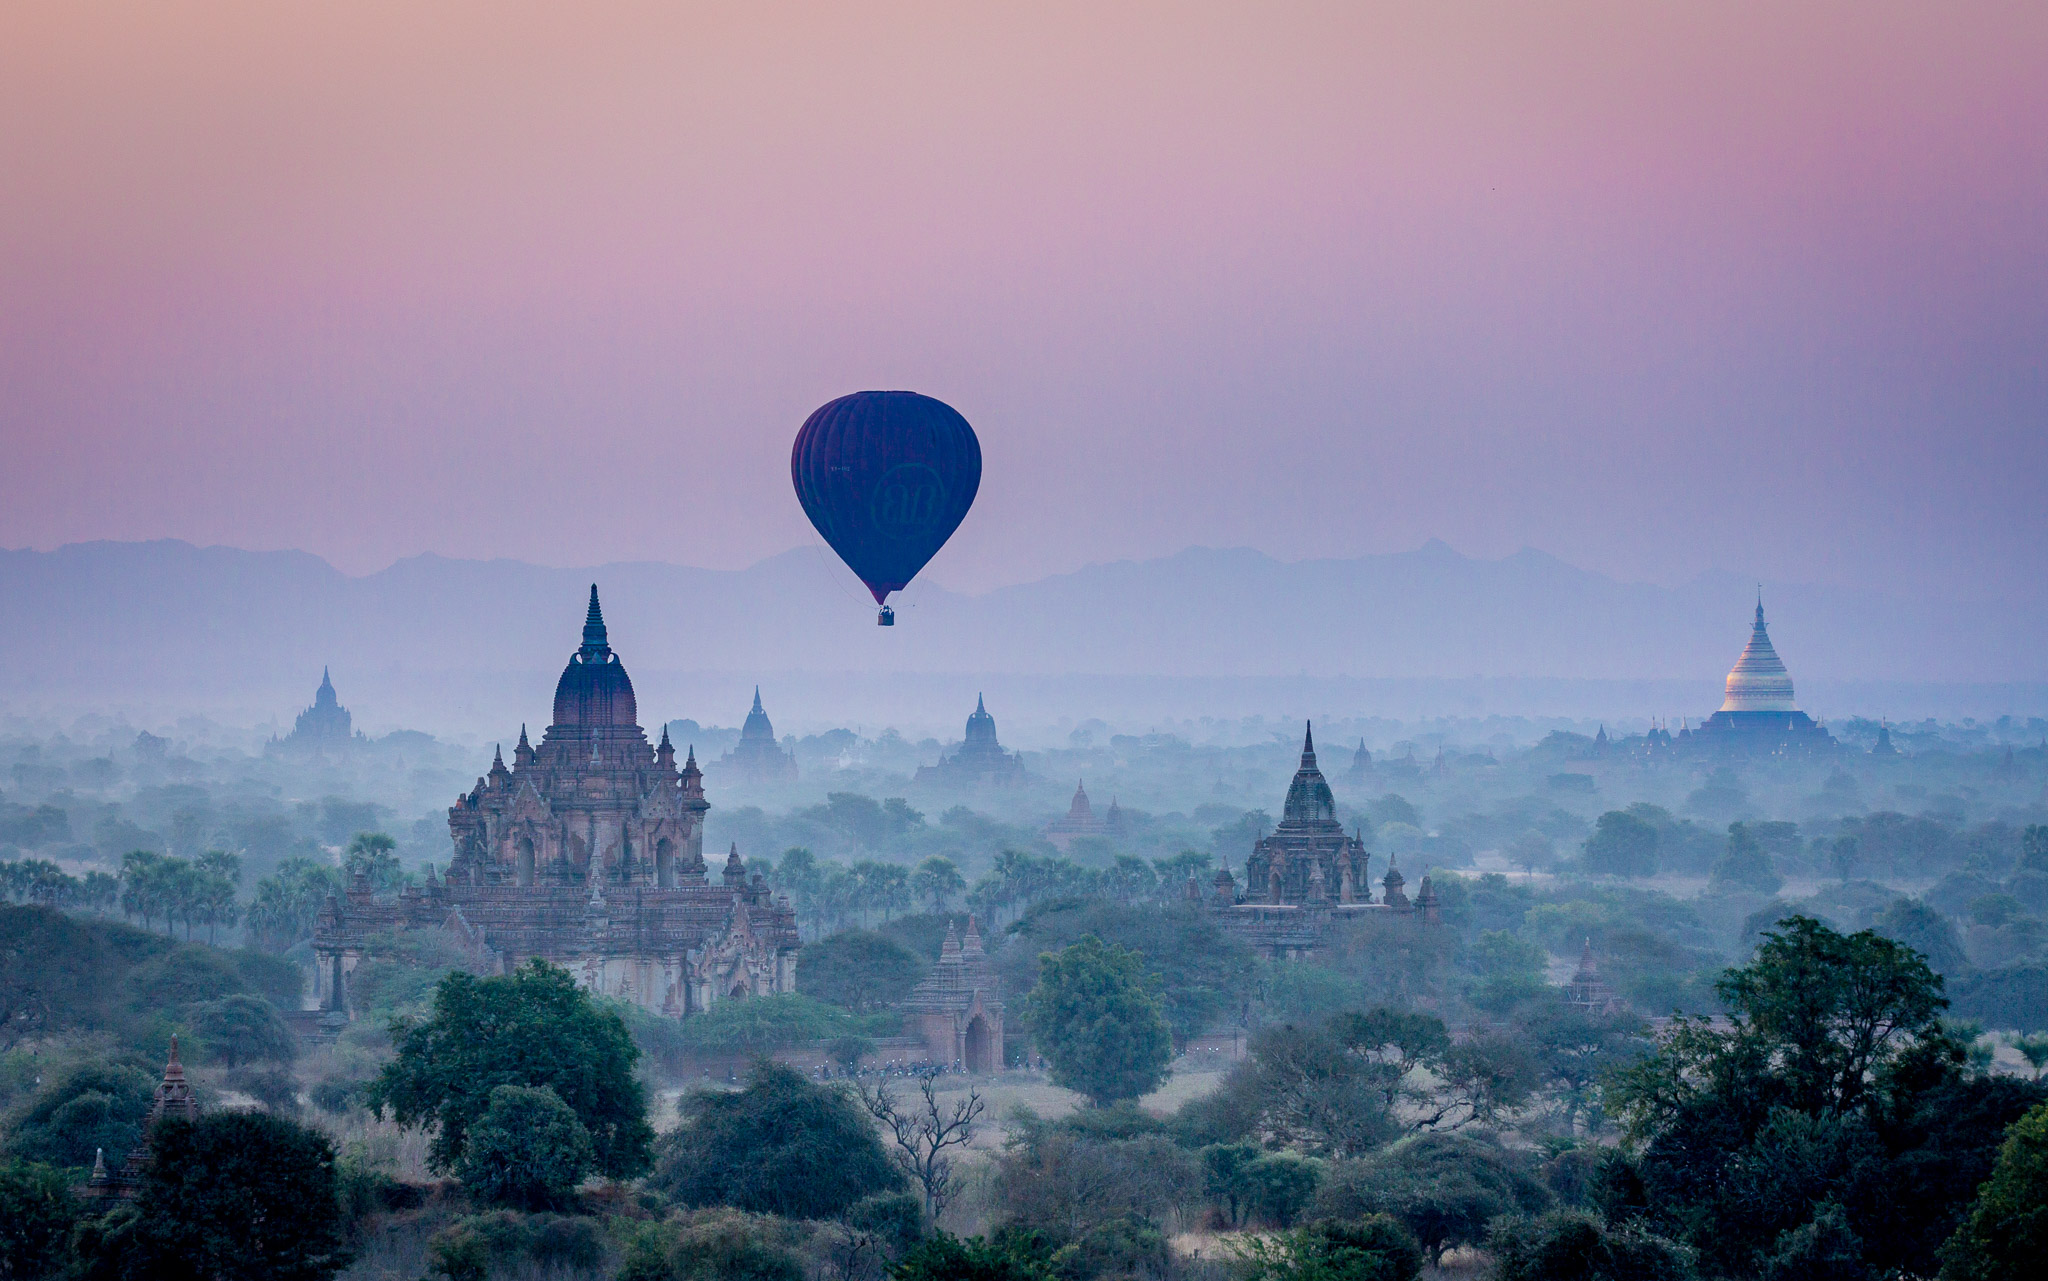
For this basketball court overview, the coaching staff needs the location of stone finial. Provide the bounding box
[723,843,745,886]
[962,915,984,957]
[941,920,962,959]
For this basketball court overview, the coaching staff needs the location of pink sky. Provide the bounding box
[2,2,2043,600]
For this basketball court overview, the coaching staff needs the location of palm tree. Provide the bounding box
[912,856,965,914]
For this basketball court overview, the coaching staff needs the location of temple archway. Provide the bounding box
[516,836,536,887]
[655,837,674,888]
[965,1014,995,1073]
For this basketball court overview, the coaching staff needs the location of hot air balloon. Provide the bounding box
[791,390,982,625]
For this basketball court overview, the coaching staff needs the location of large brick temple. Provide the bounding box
[313,587,799,1018]
[1204,724,1440,958]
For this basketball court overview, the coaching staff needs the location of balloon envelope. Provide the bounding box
[791,391,982,608]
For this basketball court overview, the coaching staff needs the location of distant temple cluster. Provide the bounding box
[1044,780,1125,850]
[1202,725,1441,959]
[313,589,800,1020]
[913,695,1028,786]
[290,589,1851,1057]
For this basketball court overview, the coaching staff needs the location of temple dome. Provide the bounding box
[740,687,775,742]
[1719,597,1797,713]
[964,694,998,747]
[552,585,638,728]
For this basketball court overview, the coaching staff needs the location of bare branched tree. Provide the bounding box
[857,1068,986,1220]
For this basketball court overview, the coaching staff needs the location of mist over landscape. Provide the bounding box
[5,537,2044,742]
[5,5,2048,1281]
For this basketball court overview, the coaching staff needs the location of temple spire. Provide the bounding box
[580,584,609,656]
[752,686,764,714]
[977,693,986,714]
[1303,721,1315,763]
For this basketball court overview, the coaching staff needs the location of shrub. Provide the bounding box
[1,1060,154,1169]
[427,1211,608,1281]
[455,1084,594,1211]
[1488,1210,1696,1281]
[1237,1215,1422,1281]
[192,993,298,1065]
[655,1061,902,1218]
[0,1158,80,1280]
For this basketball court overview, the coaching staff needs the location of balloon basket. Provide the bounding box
[877,606,895,626]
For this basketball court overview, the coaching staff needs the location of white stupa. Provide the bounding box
[1681,593,1836,756]
[1719,597,1798,712]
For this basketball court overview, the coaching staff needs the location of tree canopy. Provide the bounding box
[1607,915,2045,1278]
[1019,934,1174,1106]
[81,1111,350,1281]
[368,960,651,1178]
[654,1060,902,1219]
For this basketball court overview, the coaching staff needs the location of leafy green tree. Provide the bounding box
[343,832,402,895]
[1317,1133,1551,1265]
[1237,1151,1324,1227]
[368,960,651,1177]
[1758,1201,1871,1281]
[455,1084,594,1211]
[1583,811,1658,878]
[1236,1215,1422,1281]
[3,1061,155,1169]
[2021,825,2048,874]
[1020,935,1173,1106]
[1000,899,1254,1048]
[190,993,297,1066]
[1521,1000,1645,1136]
[1872,899,1970,978]
[655,1061,902,1218]
[893,1231,1053,1281]
[1487,1210,1696,1281]
[0,1158,80,1279]
[797,930,928,1013]
[1940,1099,2048,1280]
[1200,1141,1262,1227]
[86,1111,350,1281]
[1608,916,2045,1278]
[911,856,965,913]
[1711,824,1784,895]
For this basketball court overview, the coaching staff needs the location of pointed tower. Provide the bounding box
[1720,595,1797,712]
[719,687,799,783]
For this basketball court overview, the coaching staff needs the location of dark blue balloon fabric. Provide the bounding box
[790,390,982,606]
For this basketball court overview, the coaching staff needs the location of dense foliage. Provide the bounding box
[369,959,652,1178]
[78,1111,350,1281]
[1019,934,1175,1106]
[455,1084,594,1211]
[1607,916,2046,1278]
[655,1061,903,1219]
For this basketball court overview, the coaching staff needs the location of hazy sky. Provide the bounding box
[2,2,2043,601]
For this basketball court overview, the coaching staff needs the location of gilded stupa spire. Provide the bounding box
[1720,591,1797,713]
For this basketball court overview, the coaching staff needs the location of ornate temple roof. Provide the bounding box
[1280,723,1337,826]
[1719,595,1798,713]
[553,585,639,728]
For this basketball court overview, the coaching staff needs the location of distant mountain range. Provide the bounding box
[1,539,2041,737]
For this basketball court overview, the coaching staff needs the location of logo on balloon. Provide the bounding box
[869,464,948,539]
